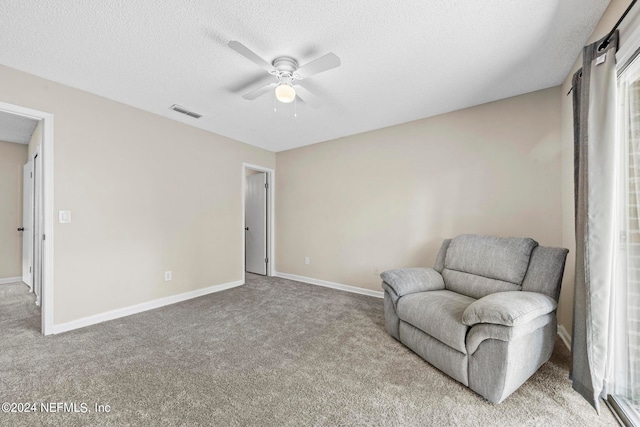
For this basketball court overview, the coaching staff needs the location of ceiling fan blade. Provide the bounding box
[228,41,274,73]
[294,85,323,109]
[242,83,277,100]
[294,53,341,79]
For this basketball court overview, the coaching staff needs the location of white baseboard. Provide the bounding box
[52,279,244,334]
[557,324,571,350]
[0,276,22,285]
[275,272,384,298]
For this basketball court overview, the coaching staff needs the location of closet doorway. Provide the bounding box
[242,164,274,278]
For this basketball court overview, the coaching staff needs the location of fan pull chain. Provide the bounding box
[273,94,277,113]
[294,97,297,118]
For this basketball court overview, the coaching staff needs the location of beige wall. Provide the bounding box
[0,140,28,279]
[0,2,627,332]
[558,0,635,335]
[277,86,563,292]
[0,65,275,324]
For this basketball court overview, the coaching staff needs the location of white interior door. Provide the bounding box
[33,153,42,306]
[245,172,267,275]
[21,159,34,290]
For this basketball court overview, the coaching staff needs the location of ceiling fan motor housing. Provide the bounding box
[271,57,298,75]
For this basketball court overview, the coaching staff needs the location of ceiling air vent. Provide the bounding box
[169,104,202,119]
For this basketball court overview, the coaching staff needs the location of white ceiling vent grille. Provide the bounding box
[169,104,202,119]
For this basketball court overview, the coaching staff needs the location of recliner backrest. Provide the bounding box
[437,234,538,299]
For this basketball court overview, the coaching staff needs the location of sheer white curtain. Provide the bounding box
[611,54,640,415]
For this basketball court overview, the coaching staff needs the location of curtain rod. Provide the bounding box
[567,0,638,95]
[599,0,637,51]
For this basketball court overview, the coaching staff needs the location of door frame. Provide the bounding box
[0,101,54,335]
[242,163,275,280]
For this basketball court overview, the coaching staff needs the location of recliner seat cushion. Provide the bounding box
[396,290,475,354]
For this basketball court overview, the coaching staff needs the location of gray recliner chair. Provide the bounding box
[381,234,568,403]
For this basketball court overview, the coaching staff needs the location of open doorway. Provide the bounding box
[0,102,54,335]
[242,163,274,279]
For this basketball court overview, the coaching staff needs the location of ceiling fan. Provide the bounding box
[228,41,341,109]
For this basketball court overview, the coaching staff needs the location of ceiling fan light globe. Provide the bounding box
[275,84,296,103]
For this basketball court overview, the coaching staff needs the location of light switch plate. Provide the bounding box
[59,210,71,223]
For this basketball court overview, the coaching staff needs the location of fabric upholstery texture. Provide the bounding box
[521,246,569,301]
[380,267,444,297]
[462,291,557,327]
[468,319,557,404]
[445,234,537,284]
[433,239,451,273]
[442,269,521,299]
[380,234,569,404]
[466,313,555,355]
[383,289,400,340]
[397,290,474,354]
[381,282,399,307]
[400,322,469,386]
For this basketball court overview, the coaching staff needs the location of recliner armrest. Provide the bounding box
[466,313,555,355]
[462,291,557,327]
[380,268,445,298]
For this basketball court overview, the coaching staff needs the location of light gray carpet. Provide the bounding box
[0,274,618,426]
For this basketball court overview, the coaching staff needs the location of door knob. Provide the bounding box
[17,227,24,231]
[245,227,249,231]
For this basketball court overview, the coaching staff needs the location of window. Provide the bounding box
[612,49,640,426]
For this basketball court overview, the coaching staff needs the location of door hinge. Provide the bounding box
[265,183,269,189]
[30,266,32,273]
[30,172,33,178]
[265,258,269,264]
[43,234,46,240]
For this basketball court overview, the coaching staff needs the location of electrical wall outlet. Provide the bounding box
[58,210,71,223]
[164,271,172,281]
[373,267,381,276]
[304,257,310,265]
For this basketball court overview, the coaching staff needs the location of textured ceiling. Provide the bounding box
[0,110,38,144]
[0,1,609,152]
